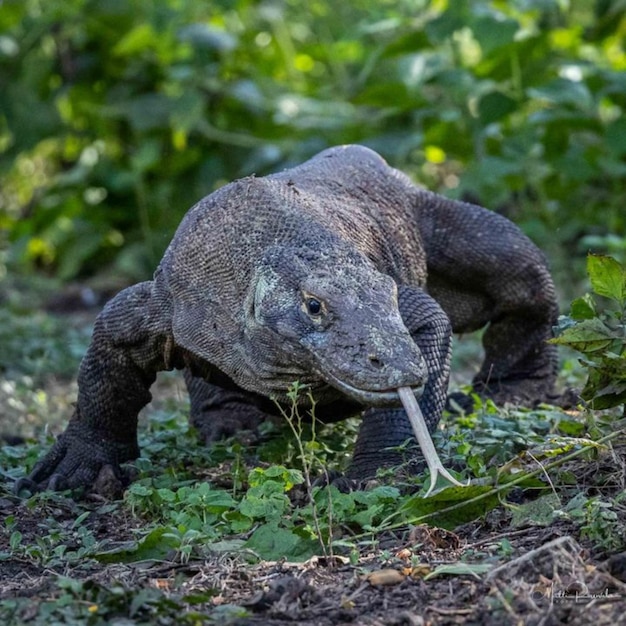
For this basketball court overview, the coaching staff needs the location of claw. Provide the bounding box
[14,477,39,497]
[93,464,125,500]
[48,474,69,492]
[398,386,467,496]
[13,422,133,498]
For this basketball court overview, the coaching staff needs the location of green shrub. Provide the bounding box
[552,254,626,411]
[1,0,625,282]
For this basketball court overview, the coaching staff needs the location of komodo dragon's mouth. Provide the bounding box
[320,370,466,495]
[317,369,424,407]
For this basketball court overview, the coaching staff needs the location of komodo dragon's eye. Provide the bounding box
[306,298,322,316]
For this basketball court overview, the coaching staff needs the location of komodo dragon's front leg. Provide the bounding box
[347,286,452,479]
[16,282,174,494]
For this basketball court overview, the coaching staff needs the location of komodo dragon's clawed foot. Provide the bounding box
[14,420,136,498]
[312,470,360,493]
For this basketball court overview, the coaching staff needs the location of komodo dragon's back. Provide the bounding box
[158,145,428,304]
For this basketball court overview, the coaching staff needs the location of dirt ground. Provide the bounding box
[2,455,626,625]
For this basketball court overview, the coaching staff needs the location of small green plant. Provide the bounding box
[560,493,626,554]
[0,575,230,625]
[440,401,590,479]
[551,254,626,412]
[0,504,101,568]
[273,382,339,558]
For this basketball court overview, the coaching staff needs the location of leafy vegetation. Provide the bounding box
[1,0,625,284]
[2,372,626,623]
[1,574,227,626]
[2,380,624,561]
[552,254,626,411]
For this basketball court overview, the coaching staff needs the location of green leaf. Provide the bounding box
[183,590,220,605]
[510,493,560,528]
[203,539,246,553]
[177,24,237,52]
[550,317,619,353]
[94,527,180,564]
[587,254,626,304]
[156,488,177,503]
[400,485,502,530]
[9,531,22,551]
[528,78,593,110]
[244,523,317,561]
[579,353,626,409]
[247,465,303,490]
[606,117,626,157]
[113,23,158,56]
[127,483,153,497]
[471,15,519,55]
[557,418,585,436]
[478,91,517,125]
[424,562,492,580]
[425,12,465,43]
[584,379,626,409]
[570,294,596,321]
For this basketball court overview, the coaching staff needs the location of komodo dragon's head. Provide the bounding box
[243,245,427,407]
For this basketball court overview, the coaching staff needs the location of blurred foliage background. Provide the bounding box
[1,0,625,293]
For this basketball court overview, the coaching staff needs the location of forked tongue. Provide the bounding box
[397,386,466,496]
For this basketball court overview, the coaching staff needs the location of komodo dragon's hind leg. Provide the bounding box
[415,194,559,408]
[183,370,270,444]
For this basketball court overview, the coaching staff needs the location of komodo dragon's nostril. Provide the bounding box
[368,355,384,369]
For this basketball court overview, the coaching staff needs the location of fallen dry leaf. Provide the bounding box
[396,548,412,560]
[364,569,406,586]
[409,564,432,579]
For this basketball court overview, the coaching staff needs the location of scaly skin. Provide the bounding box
[16,145,558,496]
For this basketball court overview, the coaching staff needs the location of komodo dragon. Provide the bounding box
[16,144,558,496]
